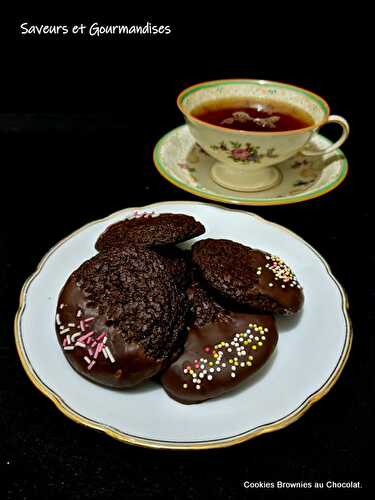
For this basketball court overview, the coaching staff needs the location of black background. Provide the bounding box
[1,9,372,500]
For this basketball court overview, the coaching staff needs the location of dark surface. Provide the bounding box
[0,9,372,500]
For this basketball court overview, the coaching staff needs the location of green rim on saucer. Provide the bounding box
[153,125,348,206]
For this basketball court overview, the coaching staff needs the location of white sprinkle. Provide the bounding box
[240,362,245,367]
[281,284,286,288]
[249,335,254,339]
[59,328,70,335]
[103,336,108,344]
[75,342,86,348]
[268,283,274,287]
[199,373,204,379]
[261,336,266,340]
[222,363,226,367]
[255,336,259,341]
[231,366,236,371]
[227,348,232,352]
[264,328,269,332]
[207,375,213,381]
[66,335,71,345]
[231,373,236,378]
[84,356,91,364]
[196,385,201,390]
[105,347,115,363]
[68,323,75,327]
[59,304,64,310]
[209,368,214,373]
[76,310,82,317]
[63,346,74,351]
[183,369,188,374]
[71,332,81,342]
[56,314,61,326]
[102,348,108,359]
[200,364,205,369]
[216,367,221,372]
[88,360,96,370]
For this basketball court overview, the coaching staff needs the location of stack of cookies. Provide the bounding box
[56,211,303,404]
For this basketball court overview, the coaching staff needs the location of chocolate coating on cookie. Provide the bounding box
[56,247,188,388]
[192,239,304,315]
[161,313,278,404]
[95,212,205,251]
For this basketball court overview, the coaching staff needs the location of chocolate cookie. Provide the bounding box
[156,246,192,290]
[161,313,278,404]
[95,212,205,251]
[186,279,229,328]
[56,246,188,388]
[192,239,304,316]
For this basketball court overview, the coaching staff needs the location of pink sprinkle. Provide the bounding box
[204,346,211,353]
[63,338,68,347]
[84,317,95,323]
[194,363,199,368]
[87,360,96,370]
[80,320,86,332]
[96,332,107,341]
[88,348,94,356]
[91,341,97,348]
[87,337,93,345]
[76,331,95,342]
[94,343,103,359]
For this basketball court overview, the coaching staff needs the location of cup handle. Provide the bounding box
[301,115,350,157]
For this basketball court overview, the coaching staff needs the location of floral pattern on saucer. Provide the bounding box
[153,125,348,205]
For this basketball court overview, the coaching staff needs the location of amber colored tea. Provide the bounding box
[191,97,314,132]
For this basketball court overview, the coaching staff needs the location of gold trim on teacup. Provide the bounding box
[14,202,352,450]
[177,79,331,136]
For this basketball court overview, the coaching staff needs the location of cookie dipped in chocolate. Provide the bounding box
[192,239,304,315]
[56,246,188,389]
[161,313,278,404]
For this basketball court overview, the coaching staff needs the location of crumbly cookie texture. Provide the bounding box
[95,212,205,251]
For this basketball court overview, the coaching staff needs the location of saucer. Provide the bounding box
[153,125,348,205]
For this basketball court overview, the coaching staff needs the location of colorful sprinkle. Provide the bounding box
[56,314,61,325]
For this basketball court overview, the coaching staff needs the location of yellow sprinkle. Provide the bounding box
[229,359,233,364]
[183,384,188,389]
[246,361,252,366]
[214,354,218,358]
[208,362,213,366]
[249,355,254,360]
[189,370,194,374]
[252,345,257,350]
[244,340,249,345]
[234,362,239,366]
[258,341,263,346]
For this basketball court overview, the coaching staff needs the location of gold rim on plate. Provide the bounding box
[14,201,352,450]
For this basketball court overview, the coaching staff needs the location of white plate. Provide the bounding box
[15,201,351,449]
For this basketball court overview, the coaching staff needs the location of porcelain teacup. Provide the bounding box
[177,79,349,192]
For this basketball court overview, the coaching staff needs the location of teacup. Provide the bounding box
[177,79,349,192]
